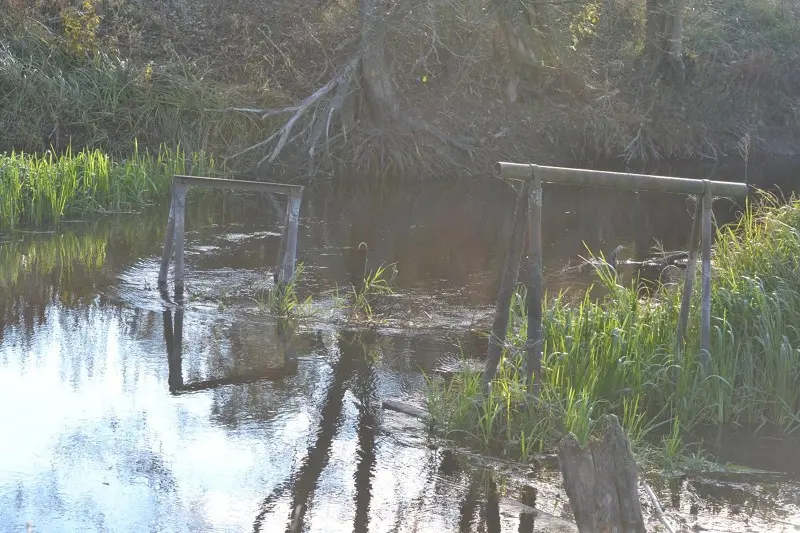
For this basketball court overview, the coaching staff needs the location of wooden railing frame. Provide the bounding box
[158,175,304,295]
[486,162,750,392]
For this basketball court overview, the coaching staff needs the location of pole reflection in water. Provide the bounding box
[518,485,537,533]
[251,329,379,533]
[345,330,378,533]
[162,306,300,394]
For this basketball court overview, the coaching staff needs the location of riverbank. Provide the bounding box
[425,193,800,468]
[2,1,799,179]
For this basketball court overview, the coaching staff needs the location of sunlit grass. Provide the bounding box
[0,144,216,229]
[427,193,800,465]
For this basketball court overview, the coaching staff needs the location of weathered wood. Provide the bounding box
[676,197,703,354]
[284,190,303,282]
[700,185,713,369]
[276,189,304,285]
[484,182,530,385]
[558,414,646,533]
[495,162,749,198]
[173,183,188,296]
[158,187,177,287]
[525,173,543,395]
[160,175,304,290]
[274,196,292,284]
[381,399,429,419]
[174,175,302,195]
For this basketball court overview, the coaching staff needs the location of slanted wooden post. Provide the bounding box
[483,182,529,385]
[173,182,188,296]
[699,183,713,370]
[158,185,178,288]
[558,414,646,533]
[676,196,703,354]
[525,172,543,395]
[275,188,304,286]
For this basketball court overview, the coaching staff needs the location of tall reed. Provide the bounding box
[427,193,800,462]
[0,144,215,229]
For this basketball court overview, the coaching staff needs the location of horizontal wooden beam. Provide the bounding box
[174,175,303,195]
[495,162,749,198]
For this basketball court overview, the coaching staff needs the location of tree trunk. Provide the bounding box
[359,0,399,124]
[559,415,646,533]
[645,0,685,84]
[492,13,539,104]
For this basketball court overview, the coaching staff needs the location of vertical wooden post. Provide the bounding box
[525,173,543,395]
[274,196,291,284]
[275,188,304,286]
[483,181,529,385]
[675,196,703,354]
[158,182,178,287]
[700,183,713,370]
[173,182,188,296]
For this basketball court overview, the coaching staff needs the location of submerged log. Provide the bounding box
[558,414,646,533]
[382,399,429,419]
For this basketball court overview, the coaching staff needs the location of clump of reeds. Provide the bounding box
[0,144,215,229]
[427,192,800,465]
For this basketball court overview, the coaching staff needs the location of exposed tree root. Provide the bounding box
[229,51,476,177]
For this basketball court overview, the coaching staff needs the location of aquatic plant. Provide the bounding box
[0,144,215,229]
[348,262,398,322]
[258,262,314,318]
[427,193,800,466]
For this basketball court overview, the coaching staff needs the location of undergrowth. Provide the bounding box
[0,10,282,162]
[427,193,800,467]
[0,144,215,228]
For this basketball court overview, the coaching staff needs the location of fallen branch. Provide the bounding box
[643,482,676,533]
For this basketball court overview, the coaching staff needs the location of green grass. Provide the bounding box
[0,144,215,229]
[427,193,800,467]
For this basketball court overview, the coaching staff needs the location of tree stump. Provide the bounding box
[558,414,646,533]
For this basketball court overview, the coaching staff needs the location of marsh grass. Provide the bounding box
[348,263,398,322]
[427,193,800,465]
[257,262,315,318]
[0,144,216,229]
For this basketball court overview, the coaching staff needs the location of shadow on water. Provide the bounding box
[1,171,799,531]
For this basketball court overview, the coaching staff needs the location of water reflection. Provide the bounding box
[162,303,300,394]
[1,178,798,532]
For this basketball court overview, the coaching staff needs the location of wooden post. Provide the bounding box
[275,188,304,286]
[173,183,188,296]
[700,183,713,370]
[483,182,529,385]
[675,196,703,354]
[158,185,178,287]
[274,197,291,284]
[558,414,646,533]
[525,173,543,395]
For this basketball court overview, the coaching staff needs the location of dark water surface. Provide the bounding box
[1,177,799,532]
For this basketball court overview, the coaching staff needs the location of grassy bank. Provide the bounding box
[426,194,800,466]
[0,145,215,228]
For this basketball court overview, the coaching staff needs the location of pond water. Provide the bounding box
[1,174,799,532]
